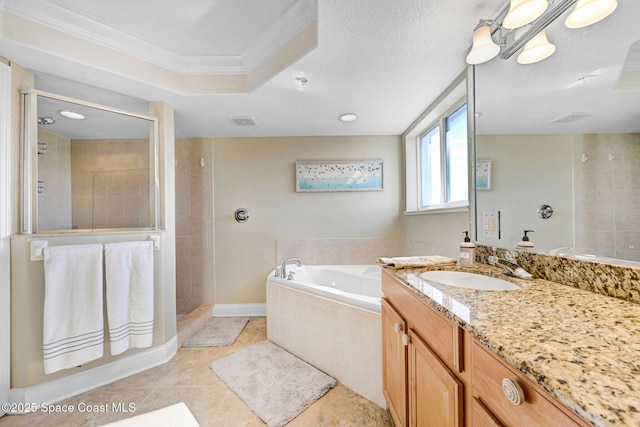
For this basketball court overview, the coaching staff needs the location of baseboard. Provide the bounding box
[8,335,178,413]
[212,303,266,317]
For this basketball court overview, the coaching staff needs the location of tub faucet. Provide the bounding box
[281,257,302,280]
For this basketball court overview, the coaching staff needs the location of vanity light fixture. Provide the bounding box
[466,23,501,65]
[466,0,617,65]
[565,0,618,28]
[58,110,85,120]
[516,29,556,64]
[502,0,549,29]
[338,113,358,122]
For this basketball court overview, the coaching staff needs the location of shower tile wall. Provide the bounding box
[175,138,214,314]
[71,139,150,229]
[573,133,640,261]
[37,130,72,230]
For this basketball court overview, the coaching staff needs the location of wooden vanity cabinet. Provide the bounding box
[382,297,408,427]
[408,328,463,426]
[382,269,466,427]
[471,340,589,427]
[381,269,590,427]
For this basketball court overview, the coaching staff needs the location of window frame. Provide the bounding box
[402,71,470,215]
[417,101,468,211]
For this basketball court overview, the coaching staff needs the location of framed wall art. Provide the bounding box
[476,159,492,191]
[296,160,383,192]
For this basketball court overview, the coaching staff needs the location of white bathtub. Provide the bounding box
[268,264,382,311]
[266,264,384,407]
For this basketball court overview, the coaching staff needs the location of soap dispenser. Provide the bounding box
[459,231,476,267]
[517,230,535,248]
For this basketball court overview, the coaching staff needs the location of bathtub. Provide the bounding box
[266,264,384,407]
[269,264,382,311]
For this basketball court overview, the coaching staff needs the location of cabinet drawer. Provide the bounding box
[382,270,462,372]
[471,340,586,427]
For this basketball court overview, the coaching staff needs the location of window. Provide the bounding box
[418,103,468,210]
[403,72,468,214]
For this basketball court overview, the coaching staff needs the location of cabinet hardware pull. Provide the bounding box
[402,333,410,346]
[502,378,524,406]
[394,323,402,334]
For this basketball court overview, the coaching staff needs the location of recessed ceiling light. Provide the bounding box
[58,110,85,120]
[338,113,358,122]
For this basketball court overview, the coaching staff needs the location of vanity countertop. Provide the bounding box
[384,263,640,427]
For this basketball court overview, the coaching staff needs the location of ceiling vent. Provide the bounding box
[551,113,592,124]
[227,116,258,126]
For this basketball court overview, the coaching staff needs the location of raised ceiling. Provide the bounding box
[0,0,638,138]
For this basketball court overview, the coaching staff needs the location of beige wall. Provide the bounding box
[476,134,575,250]
[213,135,402,304]
[402,212,470,259]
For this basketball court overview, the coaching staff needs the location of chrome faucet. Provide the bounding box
[488,255,533,279]
[280,257,302,280]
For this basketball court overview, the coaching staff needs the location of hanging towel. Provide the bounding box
[376,255,457,268]
[105,241,155,355]
[43,243,104,374]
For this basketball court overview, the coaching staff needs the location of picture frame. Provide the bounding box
[476,159,492,191]
[295,160,383,192]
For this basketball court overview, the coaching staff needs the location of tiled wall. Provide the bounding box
[267,281,384,407]
[175,138,214,315]
[276,237,403,265]
[573,134,640,261]
[70,138,151,229]
[37,130,71,230]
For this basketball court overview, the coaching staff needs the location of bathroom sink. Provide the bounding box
[420,270,519,291]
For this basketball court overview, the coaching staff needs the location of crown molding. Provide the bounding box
[1,0,317,75]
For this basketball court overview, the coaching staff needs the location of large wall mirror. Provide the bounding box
[22,90,159,234]
[473,1,640,264]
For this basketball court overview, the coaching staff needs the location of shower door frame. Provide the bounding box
[0,62,12,416]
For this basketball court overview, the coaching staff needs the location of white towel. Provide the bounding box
[43,243,104,374]
[105,241,155,355]
[376,255,457,268]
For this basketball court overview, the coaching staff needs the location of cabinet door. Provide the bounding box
[382,297,408,427]
[471,397,504,427]
[409,329,463,427]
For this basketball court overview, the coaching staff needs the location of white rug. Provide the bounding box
[100,402,199,426]
[210,341,336,427]
[183,316,249,347]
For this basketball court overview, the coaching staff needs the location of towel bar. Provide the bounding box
[30,236,160,261]
[148,235,160,250]
[30,239,48,261]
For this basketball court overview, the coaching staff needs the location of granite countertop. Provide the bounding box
[384,263,640,427]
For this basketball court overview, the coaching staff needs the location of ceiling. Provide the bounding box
[1,0,639,138]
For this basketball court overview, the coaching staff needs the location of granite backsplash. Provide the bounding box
[475,244,640,305]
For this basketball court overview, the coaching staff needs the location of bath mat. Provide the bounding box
[182,316,249,347]
[210,341,336,427]
[100,402,199,426]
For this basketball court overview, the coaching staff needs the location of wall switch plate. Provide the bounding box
[481,211,500,239]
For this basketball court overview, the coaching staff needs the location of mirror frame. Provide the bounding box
[21,89,160,234]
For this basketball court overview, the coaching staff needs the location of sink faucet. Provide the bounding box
[281,257,302,280]
[488,255,533,279]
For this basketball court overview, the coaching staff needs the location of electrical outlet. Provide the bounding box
[481,211,500,239]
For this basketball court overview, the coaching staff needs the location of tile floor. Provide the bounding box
[0,317,391,426]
